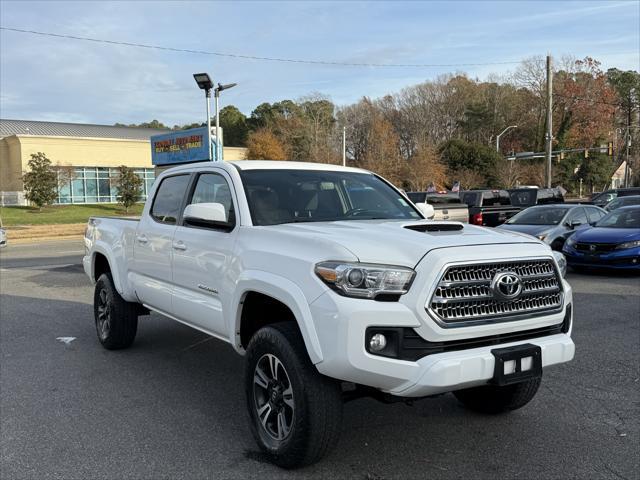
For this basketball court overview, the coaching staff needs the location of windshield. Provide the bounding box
[595,208,640,229]
[240,169,422,225]
[506,206,568,225]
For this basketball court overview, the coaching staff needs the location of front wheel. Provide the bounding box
[453,377,541,414]
[245,322,343,468]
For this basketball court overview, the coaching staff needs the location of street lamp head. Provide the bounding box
[193,73,213,91]
[217,82,237,92]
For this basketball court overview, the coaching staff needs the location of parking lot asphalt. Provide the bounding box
[1,240,639,480]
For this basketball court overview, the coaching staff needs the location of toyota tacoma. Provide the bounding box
[83,161,574,468]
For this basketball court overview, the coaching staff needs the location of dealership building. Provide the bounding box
[0,119,246,206]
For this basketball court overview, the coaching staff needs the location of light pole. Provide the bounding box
[193,73,214,161]
[495,125,517,152]
[214,82,237,162]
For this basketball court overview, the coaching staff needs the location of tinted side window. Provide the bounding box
[586,207,605,223]
[150,175,191,224]
[566,207,588,225]
[187,173,235,226]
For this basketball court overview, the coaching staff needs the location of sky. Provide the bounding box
[1,0,639,126]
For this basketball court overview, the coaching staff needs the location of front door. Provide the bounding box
[132,173,191,314]
[171,170,239,336]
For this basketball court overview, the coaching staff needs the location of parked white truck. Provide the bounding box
[83,161,574,468]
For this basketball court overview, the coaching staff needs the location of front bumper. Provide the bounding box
[563,245,640,269]
[310,284,574,397]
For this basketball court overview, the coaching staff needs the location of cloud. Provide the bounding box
[1,0,638,124]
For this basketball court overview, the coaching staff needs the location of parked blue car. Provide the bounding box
[563,206,640,270]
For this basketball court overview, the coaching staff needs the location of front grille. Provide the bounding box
[428,259,563,326]
[575,242,617,253]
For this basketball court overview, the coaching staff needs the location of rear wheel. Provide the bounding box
[94,273,138,350]
[245,322,343,468]
[453,377,541,414]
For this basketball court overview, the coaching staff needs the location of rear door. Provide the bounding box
[132,173,191,314]
[171,170,239,336]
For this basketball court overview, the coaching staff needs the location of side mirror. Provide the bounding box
[183,203,231,229]
[565,220,582,229]
[416,203,435,220]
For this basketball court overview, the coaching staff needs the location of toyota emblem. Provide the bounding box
[491,271,523,301]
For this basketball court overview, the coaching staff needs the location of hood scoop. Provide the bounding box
[404,222,464,233]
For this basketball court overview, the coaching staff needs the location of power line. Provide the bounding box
[0,26,523,68]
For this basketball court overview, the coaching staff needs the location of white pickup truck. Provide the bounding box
[83,161,574,468]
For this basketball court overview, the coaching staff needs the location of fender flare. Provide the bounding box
[230,270,323,364]
[90,242,137,302]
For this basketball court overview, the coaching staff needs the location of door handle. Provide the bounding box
[136,234,148,244]
[172,241,187,251]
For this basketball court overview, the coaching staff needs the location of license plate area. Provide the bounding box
[491,343,542,386]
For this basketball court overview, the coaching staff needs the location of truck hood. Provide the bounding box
[266,220,539,267]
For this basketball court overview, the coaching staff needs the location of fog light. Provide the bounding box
[369,333,387,351]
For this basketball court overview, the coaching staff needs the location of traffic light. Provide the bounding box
[584,148,589,159]
[608,142,613,156]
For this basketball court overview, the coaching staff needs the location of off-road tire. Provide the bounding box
[453,377,541,414]
[94,273,138,350]
[245,322,343,468]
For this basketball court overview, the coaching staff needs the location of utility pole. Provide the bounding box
[342,126,346,167]
[624,91,632,187]
[545,54,553,188]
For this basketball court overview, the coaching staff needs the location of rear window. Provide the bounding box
[619,189,640,197]
[150,174,191,224]
[509,190,536,207]
[407,192,427,203]
[481,191,511,207]
[461,192,479,206]
[426,195,462,205]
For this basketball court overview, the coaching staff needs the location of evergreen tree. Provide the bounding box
[22,152,58,210]
[113,165,143,213]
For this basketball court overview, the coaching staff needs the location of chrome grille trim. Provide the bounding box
[428,259,563,327]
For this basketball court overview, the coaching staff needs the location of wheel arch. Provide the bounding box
[89,244,134,301]
[231,272,323,364]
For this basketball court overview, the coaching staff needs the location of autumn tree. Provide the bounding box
[449,168,485,190]
[113,165,142,213]
[22,152,58,210]
[245,128,287,160]
[405,144,448,191]
[554,57,617,149]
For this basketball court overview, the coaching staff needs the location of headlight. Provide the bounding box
[552,251,567,277]
[616,240,640,250]
[315,261,415,299]
[566,235,577,247]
